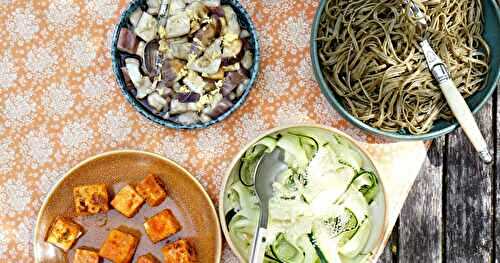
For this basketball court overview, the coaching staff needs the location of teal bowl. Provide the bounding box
[311,0,500,140]
[111,0,260,129]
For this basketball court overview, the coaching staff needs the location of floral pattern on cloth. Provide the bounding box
[0,0,427,262]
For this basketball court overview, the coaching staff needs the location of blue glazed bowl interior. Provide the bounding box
[311,0,500,140]
[111,0,260,129]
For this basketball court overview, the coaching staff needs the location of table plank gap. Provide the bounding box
[399,137,444,262]
[378,220,399,263]
[445,98,494,263]
[494,86,499,261]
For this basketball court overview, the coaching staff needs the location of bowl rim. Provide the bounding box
[310,0,500,141]
[110,0,260,130]
[218,124,389,262]
[33,149,222,263]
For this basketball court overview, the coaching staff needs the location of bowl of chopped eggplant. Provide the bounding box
[111,0,259,128]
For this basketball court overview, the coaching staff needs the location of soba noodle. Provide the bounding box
[317,0,490,134]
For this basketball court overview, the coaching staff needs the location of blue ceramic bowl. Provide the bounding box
[111,0,260,129]
[311,0,500,140]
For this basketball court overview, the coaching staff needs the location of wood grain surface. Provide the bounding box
[378,88,498,263]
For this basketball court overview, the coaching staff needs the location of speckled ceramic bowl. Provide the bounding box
[311,0,500,140]
[219,125,388,262]
[34,150,221,263]
[111,0,260,129]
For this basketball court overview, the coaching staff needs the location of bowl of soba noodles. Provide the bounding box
[311,0,499,140]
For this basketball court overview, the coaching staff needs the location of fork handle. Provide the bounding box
[249,227,268,263]
[439,79,492,163]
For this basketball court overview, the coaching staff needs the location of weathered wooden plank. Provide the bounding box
[399,137,444,262]
[377,222,399,263]
[494,87,499,262]
[445,97,494,262]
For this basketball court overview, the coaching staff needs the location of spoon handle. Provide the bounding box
[249,227,268,263]
[439,79,492,163]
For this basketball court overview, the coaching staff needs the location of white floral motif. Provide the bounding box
[278,11,309,54]
[313,95,342,125]
[60,119,94,155]
[260,59,292,103]
[64,33,97,71]
[85,0,119,24]
[0,0,13,5]
[0,178,32,217]
[45,0,80,30]
[233,111,268,144]
[195,126,229,161]
[7,7,39,42]
[157,134,190,164]
[261,0,293,14]
[0,51,17,90]
[0,229,8,259]
[0,140,15,174]
[13,217,35,258]
[25,45,58,79]
[81,73,113,106]
[21,128,54,169]
[98,107,133,146]
[42,81,74,118]
[296,56,316,88]
[2,93,35,127]
[274,98,311,126]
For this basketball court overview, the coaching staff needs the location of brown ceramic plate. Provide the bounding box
[34,150,221,263]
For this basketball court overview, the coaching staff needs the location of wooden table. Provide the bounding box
[377,88,499,262]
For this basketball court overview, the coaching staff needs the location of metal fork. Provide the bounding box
[403,0,492,163]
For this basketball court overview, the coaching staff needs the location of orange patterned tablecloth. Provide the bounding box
[0,0,428,262]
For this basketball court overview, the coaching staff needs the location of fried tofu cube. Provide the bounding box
[99,229,138,263]
[144,209,181,243]
[137,253,161,263]
[73,248,100,263]
[73,184,110,215]
[161,239,197,263]
[46,217,84,251]
[111,185,145,217]
[135,174,167,207]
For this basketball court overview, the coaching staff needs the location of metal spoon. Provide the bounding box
[404,0,493,163]
[249,148,288,263]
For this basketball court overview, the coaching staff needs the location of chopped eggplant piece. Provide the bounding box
[146,0,160,15]
[165,12,191,38]
[136,41,146,62]
[177,92,201,103]
[236,80,248,97]
[184,71,207,93]
[202,0,221,7]
[206,98,233,118]
[170,99,198,114]
[223,62,240,72]
[125,57,154,99]
[147,92,168,111]
[228,92,236,101]
[222,39,242,59]
[117,28,139,54]
[172,112,200,125]
[202,68,224,80]
[241,50,253,70]
[186,1,209,21]
[239,29,250,39]
[208,6,225,17]
[134,12,158,42]
[162,59,186,81]
[169,42,192,60]
[158,84,174,97]
[222,5,240,36]
[200,114,212,123]
[194,23,217,47]
[221,71,246,96]
[121,67,134,90]
[238,65,250,78]
[168,0,186,15]
[129,8,143,27]
[188,38,222,75]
